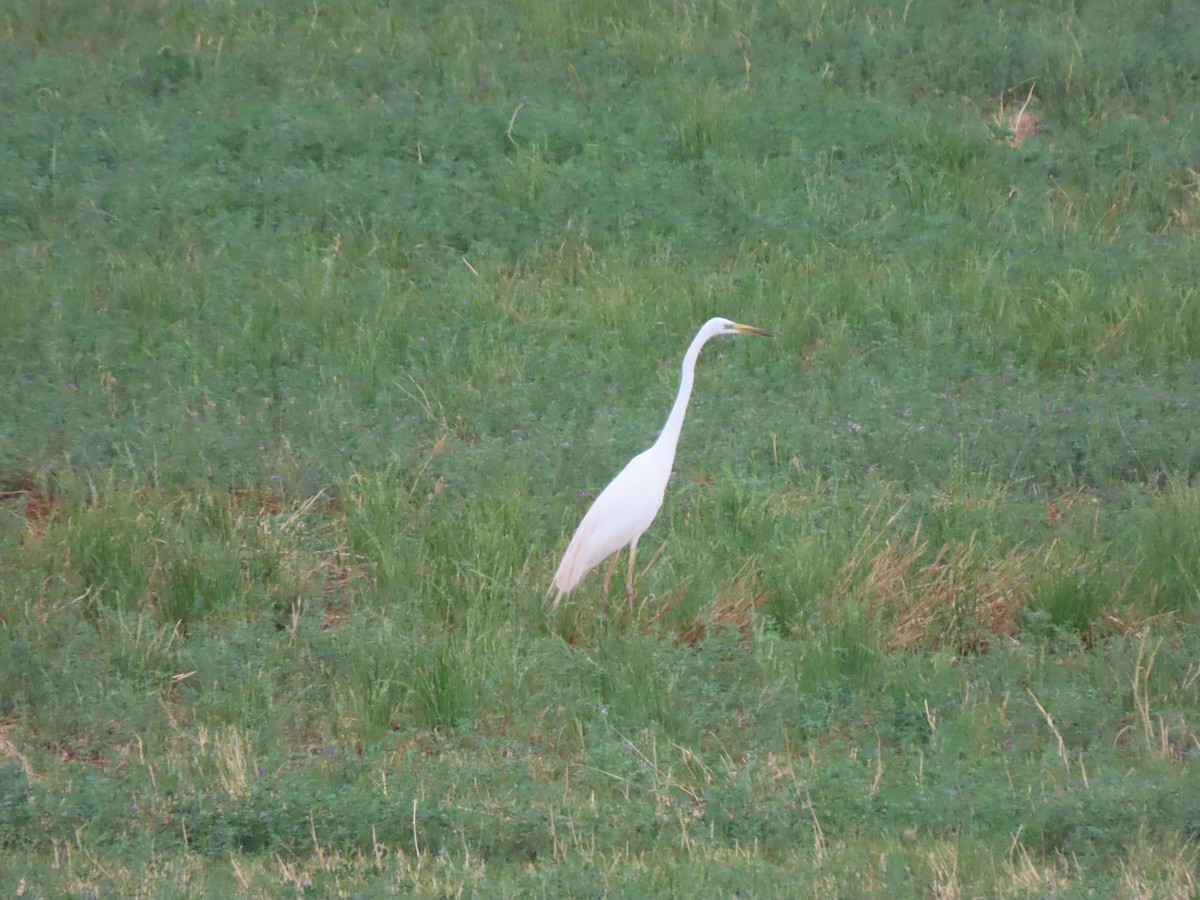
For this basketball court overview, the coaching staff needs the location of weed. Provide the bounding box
[1131,476,1200,617]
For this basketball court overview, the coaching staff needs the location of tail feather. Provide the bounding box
[548,519,598,608]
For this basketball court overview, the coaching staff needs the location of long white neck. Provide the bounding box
[651,327,711,463]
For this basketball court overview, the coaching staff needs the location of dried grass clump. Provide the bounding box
[675,571,766,647]
[303,547,368,630]
[850,524,1032,654]
[233,489,369,630]
[989,83,1040,149]
[642,562,767,647]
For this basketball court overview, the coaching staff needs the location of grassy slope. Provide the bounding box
[2,0,1199,895]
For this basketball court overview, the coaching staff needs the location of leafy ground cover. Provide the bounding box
[2,0,1199,895]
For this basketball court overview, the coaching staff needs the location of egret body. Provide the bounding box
[549,317,771,608]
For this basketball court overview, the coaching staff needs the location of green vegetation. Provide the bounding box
[2,0,1199,894]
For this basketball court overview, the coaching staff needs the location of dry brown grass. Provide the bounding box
[1116,830,1199,900]
[0,715,37,780]
[0,474,64,542]
[854,525,1031,654]
[1162,166,1200,232]
[990,83,1040,149]
[229,489,368,630]
[827,499,1035,654]
[645,495,1051,654]
[641,560,767,646]
[675,568,766,647]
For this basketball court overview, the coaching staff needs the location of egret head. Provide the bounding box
[707,317,773,338]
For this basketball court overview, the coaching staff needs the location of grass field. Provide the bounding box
[2,0,1200,895]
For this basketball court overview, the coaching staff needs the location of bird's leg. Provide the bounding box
[601,552,621,602]
[625,539,638,606]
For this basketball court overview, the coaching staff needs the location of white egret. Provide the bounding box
[549,317,772,608]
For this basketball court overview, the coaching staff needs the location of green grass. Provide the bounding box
[3,0,1200,895]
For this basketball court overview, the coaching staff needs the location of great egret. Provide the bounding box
[549,317,772,608]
